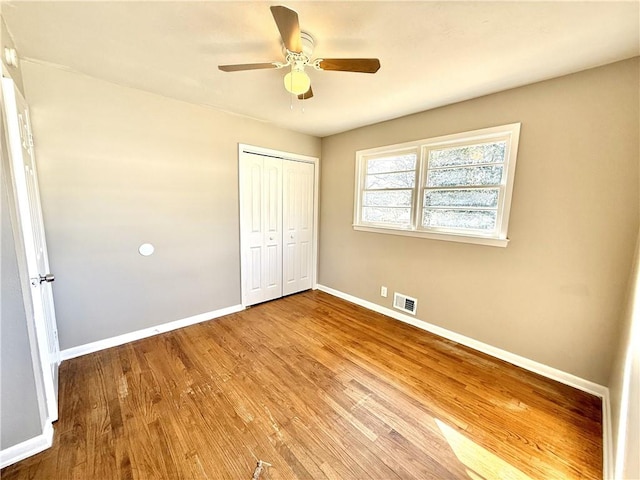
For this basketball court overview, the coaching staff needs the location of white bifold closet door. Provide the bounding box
[282,159,314,296]
[240,152,314,306]
[240,155,283,306]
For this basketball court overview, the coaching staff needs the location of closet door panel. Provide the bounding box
[240,158,264,305]
[240,155,282,306]
[283,160,314,296]
[262,158,283,300]
[297,161,314,288]
[249,247,262,292]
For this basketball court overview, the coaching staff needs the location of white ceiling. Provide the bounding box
[3,1,639,137]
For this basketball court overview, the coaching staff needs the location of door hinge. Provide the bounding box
[28,132,34,149]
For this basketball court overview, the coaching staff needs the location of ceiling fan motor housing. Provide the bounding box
[283,31,315,67]
[299,31,314,58]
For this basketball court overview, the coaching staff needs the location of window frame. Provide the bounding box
[353,123,521,247]
[358,146,419,231]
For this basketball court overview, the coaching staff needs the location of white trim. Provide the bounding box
[238,143,318,164]
[60,305,244,361]
[0,420,54,469]
[603,391,613,480]
[312,154,320,289]
[353,225,510,247]
[316,284,612,478]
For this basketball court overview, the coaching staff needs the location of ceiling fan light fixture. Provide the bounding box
[283,68,311,95]
[217,5,381,100]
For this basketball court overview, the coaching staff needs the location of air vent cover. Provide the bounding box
[393,292,417,315]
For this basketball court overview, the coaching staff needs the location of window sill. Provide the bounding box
[353,225,509,247]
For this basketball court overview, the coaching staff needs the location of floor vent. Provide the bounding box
[393,292,417,315]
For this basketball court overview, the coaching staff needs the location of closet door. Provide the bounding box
[282,160,314,296]
[239,154,282,306]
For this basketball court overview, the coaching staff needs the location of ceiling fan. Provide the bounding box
[218,5,381,100]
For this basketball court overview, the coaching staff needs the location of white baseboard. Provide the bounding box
[602,392,613,479]
[60,304,245,361]
[315,284,612,479]
[0,419,54,469]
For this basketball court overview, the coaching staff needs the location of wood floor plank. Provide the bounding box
[1,290,603,479]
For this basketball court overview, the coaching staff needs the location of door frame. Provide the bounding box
[1,76,59,423]
[238,144,320,307]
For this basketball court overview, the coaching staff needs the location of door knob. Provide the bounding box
[39,273,55,283]
[290,234,294,239]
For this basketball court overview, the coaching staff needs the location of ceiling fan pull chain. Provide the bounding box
[290,71,294,110]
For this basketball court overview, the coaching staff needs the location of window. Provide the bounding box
[354,123,521,247]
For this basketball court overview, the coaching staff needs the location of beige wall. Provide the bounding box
[319,58,639,385]
[21,60,320,350]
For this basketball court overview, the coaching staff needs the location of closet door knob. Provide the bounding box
[39,273,55,283]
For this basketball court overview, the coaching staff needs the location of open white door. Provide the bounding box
[2,77,60,422]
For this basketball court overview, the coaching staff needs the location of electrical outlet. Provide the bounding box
[380,286,388,298]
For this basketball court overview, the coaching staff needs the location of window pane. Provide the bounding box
[363,190,412,207]
[427,165,503,188]
[422,209,497,230]
[424,188,499,208]
[367,154,416,174]
[429,141,506,168]
[363,207,411,225]
[366,171,416,189]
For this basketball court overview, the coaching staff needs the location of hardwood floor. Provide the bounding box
[2,290,603,479]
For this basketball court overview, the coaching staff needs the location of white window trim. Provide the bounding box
[353,123,521,247]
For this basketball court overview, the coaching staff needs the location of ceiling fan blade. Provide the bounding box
[318,58,381,74]
[298,86,313,100]
[270,5,302,53]
[218,62,278,72]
